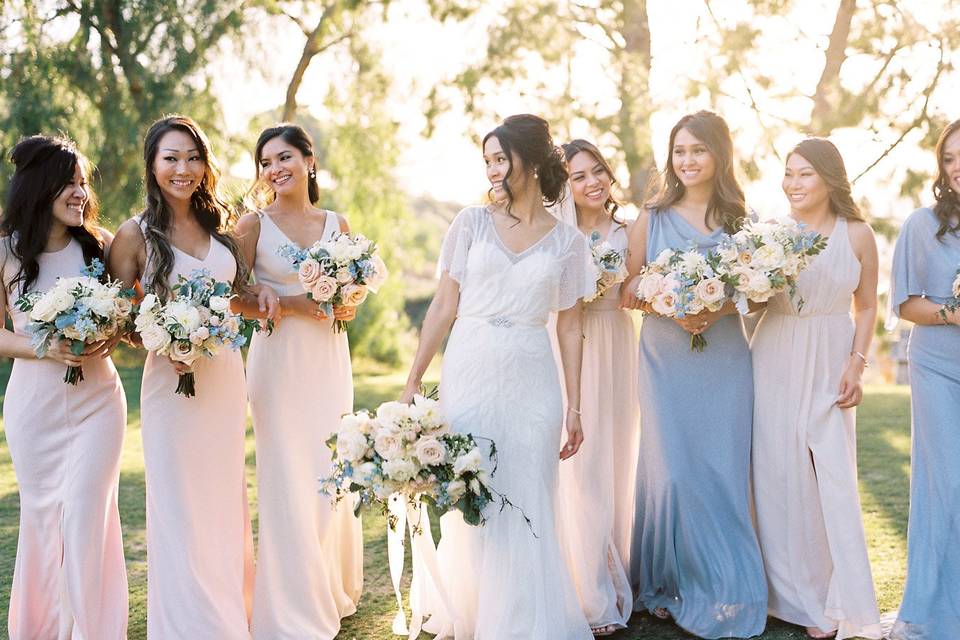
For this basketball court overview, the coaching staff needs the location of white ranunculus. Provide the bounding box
[637,273,665,301]
[746,271,774,301]
[208,296,230,312]
[373,429,405,460]
[453,448,483,475]
[336,429,370,463]
[165,300,202,333]
[751,243,786,271]
[140,322,172,352]
[382,458,418,483]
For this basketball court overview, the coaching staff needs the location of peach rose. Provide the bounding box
[310,275,338,303]
[298,258,323,289]
[340,283,368,307]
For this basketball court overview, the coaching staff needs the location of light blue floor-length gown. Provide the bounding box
[889,206,960,640]
[630,208,767,639]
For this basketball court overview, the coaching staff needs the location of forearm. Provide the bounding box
[850,303,878,355]
[232,293,270,319]
[557,308,584,411]
[404,299,456,390]
[0,329,39,360]
[899,296,958,326]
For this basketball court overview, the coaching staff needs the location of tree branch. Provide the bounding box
[809,0,855,134]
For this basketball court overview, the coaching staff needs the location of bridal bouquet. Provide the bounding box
[634,248,727,351]
[16,259,134,384]
[584,230,629,302]
[135,269,261,397]
[941,265,960,322]
[278,232,388,332]
[716,218,826,314]
[322,393,497,527]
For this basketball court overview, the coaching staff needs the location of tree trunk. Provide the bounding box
[810,0,856,134]
[618,0,654,204]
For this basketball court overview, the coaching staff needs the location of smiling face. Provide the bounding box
[152,130,206,205]
[483,135,511,201]
[51,163,89,229]
[259,136,314,200]
[671,127,716,189]
[941,129,960,194]
[782,152,831,215]
[568,150,611,213]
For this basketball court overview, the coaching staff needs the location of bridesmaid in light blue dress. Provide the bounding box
[889,119,960,640]
[621,111,767,639]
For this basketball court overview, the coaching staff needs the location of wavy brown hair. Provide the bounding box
[647,110,747,233]
[561,139,626,226]
[786,138,865,222]
[140,115,247,299]
[2,135,104,293]
[252,123,321,207]
[932,118,960,240]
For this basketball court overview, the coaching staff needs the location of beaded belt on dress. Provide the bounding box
[457,315,542,329]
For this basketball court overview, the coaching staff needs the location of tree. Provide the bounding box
[0,0,256,223]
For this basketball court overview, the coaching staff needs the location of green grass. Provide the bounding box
[0,364,910,639]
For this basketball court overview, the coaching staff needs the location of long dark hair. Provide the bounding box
[2,135,104,294]
[561,138,626,225]
[786,138,865,222]
[932,118,960,240]
[140,115,247,299]
[482,114,568,215]
[647,110,747,233]
[253,123,321,206]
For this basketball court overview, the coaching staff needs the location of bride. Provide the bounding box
[400,114,595,639]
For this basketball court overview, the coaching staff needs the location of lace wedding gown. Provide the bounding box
[423,205,595,639]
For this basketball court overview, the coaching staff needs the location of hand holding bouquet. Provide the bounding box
[134,269,262,397]
[716,218,826,313]
[322,393,500,528]
[584,230,629,303]
[634,248,727,351]
[279,232,388,332]
[941,265,960,323]
[16,259,134,384]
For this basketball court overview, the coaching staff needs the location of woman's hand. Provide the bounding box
[168,358,193,375]
[284,295,329,321]
[619,276,644,310]
[399,384,418,404]
[43,339,87,367]
[333,305,357,322]
[674,309,723,335]
[257,285,282,324]
[836,355,865,408]
[560,412,584,460]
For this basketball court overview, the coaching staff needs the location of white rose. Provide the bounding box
[453,448,483,475]
[189,326,210,345]
[140,293,159,313]
[382,458,418,483]
[746,271,774,301]
[140,322,172,352]
[29,294,61,322]
[782,254,802,277]
[685,297,705,315]
[168,339,201,364]
[336,430,370,463]
[113,296,133,318]
[376,401,409,427]
[414,436,447,466]
[208,296,230,312]
[165,300,202,333]
[51,289,76,313]
[373,429,405,460]
[695,277,726,306]
[718,243,739,264]
[352,461,378,486]
[335,267,354,284]
[651,291,678,317]
[80,294,115,317]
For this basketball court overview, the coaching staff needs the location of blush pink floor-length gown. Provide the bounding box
[2,237,128,639]
[247,211,363,639]
[136,218,254,639]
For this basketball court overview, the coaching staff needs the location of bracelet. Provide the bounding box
[567,407,582,416]
[851,351,868,367]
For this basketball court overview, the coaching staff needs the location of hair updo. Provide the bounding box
[482,114,568,210]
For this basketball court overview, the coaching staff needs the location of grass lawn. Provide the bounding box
[0,356,911,640]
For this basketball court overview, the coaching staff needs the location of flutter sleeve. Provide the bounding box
[557,226,597,311]
[887,207,936,327]
[438,207,478,285]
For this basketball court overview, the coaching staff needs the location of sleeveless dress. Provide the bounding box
[629,208,767,639]
[556,222,637,630]
[751,217,882,639]
[2,237,128,639]
[423,205,595,640]
[888,207,960,640]
[136,219,253,639]
[247,211,363,639]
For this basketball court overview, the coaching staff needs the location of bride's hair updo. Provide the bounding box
[482,114,568,212]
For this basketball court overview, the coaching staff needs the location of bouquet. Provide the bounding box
[15,259,134,384]
[322,393,500,528]
[278,232,388,332]
[941,265,960,323]
[134,269,261,397]
[584,230,629,302]
[716,218,826,314]
[634,248,728,351]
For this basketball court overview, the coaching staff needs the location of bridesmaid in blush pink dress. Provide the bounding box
[234,124,362,640]
[554,139,638,636]
[1,135,128,639]
[109,115,254,639]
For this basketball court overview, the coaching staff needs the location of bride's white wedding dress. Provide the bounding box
[423,205,595,640]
